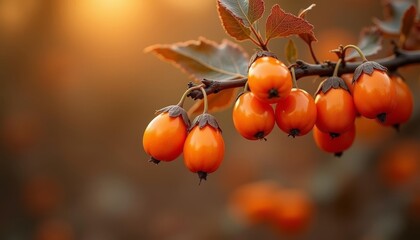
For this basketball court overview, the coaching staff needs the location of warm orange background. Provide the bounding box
[1,0,419,239]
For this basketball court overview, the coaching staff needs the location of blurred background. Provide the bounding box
[1,0,419,239]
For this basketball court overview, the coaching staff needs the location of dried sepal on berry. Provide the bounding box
[315,76,349,95]
[314,76,356,137]
[156,105,190,128]
[353,61,388,83]
[143,105,190,165]
[248,51,278,69]
[190,113,222,132]
[184,113,224,184]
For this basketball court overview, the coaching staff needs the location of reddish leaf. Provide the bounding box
[299,32,317,46]
[266,5,314,42]
[374,0,415,35]
[145,37,249,81]
[248,0,265,23]
[298,4,317,45]
[218,0,265,27]
[217,2,252,41]
[188,88,238,115]
[405,21,420,49]
[400,5,417,47]
[346,27,383,61]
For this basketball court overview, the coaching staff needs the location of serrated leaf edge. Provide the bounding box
[266,4,314,41]
[144,37,249,81]
[217,0,264,27]
[217,1,253,41]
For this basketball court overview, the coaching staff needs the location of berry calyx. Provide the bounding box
[233,92,275,140]
[248,56,292,104]
[143,105,190,164]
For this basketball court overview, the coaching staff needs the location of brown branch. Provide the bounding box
[188,49,420,99]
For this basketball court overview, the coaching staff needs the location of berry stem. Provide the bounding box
[199,87,208,114]
[186,49,420,100]
[177,83,205,107]
[291,67,299,88]
[298,4,316,18]
[243,81,249,92]
[343,44,368,62]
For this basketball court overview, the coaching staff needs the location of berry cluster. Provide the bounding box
[143,46,413,183]
[143,87,224,183]
[235,49,413,157]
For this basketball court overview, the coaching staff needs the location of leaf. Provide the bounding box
[285,39,298,64]
[405,21,420,49]
[217,0,265,27]
[374,0,415,35]
[145,37,249,81]
[265,5,314,42]
[217,1,252,41]
[346,27,383,61]
[188,88,238,115]
[298,4,317,45]
[400,5,417,47]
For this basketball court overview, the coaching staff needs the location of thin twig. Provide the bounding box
[188,49,420,99]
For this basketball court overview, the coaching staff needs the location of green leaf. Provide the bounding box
[346,27,383,61]
[218,0,265,27]
[265,5,314,42]
[374,0,415,35]
[400,5,417,47]
[217,1,252,41]
[285,39,298,64]
[145,37,249,81]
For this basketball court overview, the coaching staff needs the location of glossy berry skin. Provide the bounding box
[315,88,356,136]
[233,92,275,140]
[313,124,356,156]
[184,125,225,180]
[275,88,317,137]
[248,57,292,104]
[382,75,413,128]
[353,70,397,121]
[341,73,354,95]
[143,112,188,162]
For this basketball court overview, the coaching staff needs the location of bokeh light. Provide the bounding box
[1,0,419,239]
